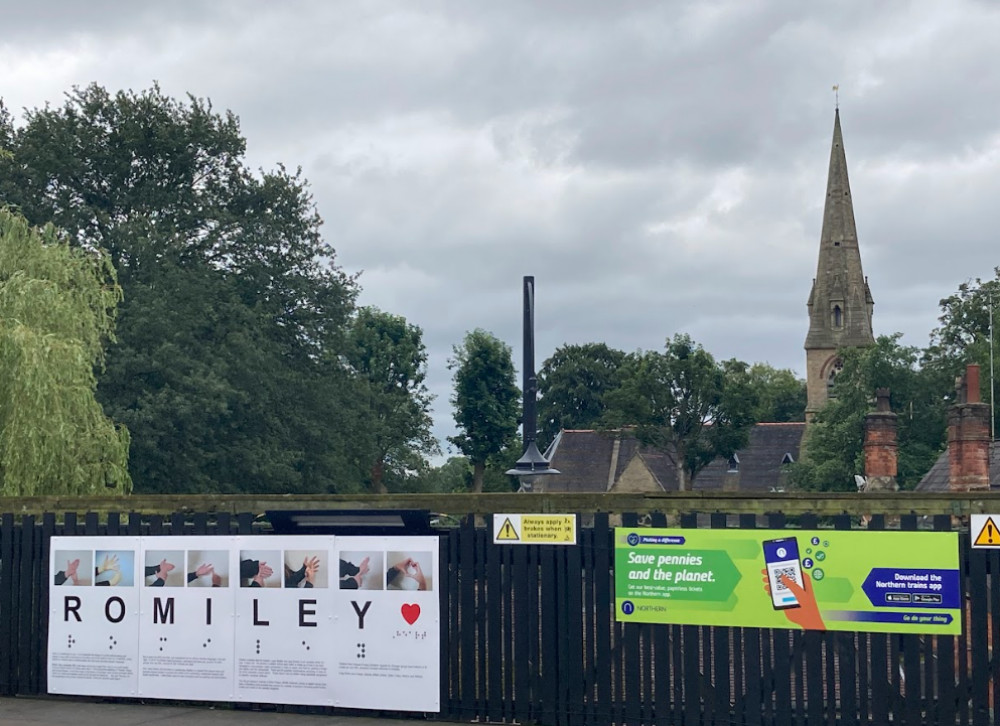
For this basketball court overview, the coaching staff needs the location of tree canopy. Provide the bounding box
[448,329,520,492]
[745,363,806,423]
[0,84,361,493]
[537,342,627,448]
[604,334,758,491]
[790,335,949,491]
[924,268,1000,434]
[346,307,437,493]
[0,208,131,495]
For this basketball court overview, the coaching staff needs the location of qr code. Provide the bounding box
[774,567,797,590]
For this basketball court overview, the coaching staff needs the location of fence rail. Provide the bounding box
[1,499,997,726]
[3,491,1000,517]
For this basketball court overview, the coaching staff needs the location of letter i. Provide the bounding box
[206,598,212,626]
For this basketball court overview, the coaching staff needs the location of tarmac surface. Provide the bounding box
[0,697,458,726]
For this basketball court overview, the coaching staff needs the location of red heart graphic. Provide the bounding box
[401,603,420,625]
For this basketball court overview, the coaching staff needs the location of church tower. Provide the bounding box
[805,109,875,419]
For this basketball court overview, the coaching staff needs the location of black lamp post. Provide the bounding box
[506,275,560,487]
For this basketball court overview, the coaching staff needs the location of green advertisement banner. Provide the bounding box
[614,528,961,634]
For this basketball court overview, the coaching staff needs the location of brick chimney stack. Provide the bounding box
[948,364,991,492]
[863,387,899,491]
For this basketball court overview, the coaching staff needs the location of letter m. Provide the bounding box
[153,597,175,624]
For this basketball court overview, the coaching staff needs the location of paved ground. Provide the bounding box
[0,697,457,726]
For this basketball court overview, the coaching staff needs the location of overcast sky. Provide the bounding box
[3,1,999,458]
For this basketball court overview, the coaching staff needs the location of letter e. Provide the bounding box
[299,599,317,628]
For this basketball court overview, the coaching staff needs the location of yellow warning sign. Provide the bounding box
[973,516,1000,547]
[493,514,577,545]
[496,517,520,541]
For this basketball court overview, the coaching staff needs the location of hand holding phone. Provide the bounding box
[763,537,804,610]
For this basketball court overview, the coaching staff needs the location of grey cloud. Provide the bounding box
[3,0,999,456]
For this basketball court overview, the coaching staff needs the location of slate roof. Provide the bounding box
[691,423,805,491]
[540,430,617,493]
[914,442,1000,492]
[543,423,806,493]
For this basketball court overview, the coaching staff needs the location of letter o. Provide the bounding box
[105,596,126,623]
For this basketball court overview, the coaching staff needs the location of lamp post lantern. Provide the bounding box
[506,275,560,487]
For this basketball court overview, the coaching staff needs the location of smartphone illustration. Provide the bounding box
[763,537,803,610]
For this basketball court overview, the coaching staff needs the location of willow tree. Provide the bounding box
[0,208,131,495]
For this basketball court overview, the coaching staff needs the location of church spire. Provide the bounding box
[805,108,875,417]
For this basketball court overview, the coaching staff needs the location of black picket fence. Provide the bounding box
[0,507,997,726]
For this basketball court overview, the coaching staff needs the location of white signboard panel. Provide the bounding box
[48,537,141,697]
[137,536,237,701]
[47,533,440,712]
[332,536,439,711]
[233,535,335,705]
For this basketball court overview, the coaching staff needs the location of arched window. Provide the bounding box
[832,305,843,328]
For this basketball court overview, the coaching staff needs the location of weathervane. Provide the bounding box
[832,84,840,109]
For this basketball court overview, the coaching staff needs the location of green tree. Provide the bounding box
[924,268,1000,433]
[448,329,520,492]
[791,334,948,491]
[409,456,473,493]
[537,342,627,448]
[0,85,360,493]
[346,307,438,493]
[0,208,131,495]
[746,363,807,422]
[604,334,758,491]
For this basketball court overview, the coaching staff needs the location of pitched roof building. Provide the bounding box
[538,424,805,493]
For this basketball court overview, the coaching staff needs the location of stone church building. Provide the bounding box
[536,109,876,494]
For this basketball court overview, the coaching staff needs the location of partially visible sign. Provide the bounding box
[492,514,577,545]
[971,514,1000,548]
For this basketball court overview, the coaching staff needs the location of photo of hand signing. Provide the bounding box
[187,550,228,587]
[284,551,326,588]
[95,550,134,586]
[240,550,280,588]
[339,552,381,590]
[386,552,432,591]
[53,551,91,586]
[144,550,184,587]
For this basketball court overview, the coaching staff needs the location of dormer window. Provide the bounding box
[727,453,740,473]
[781,452,794,465]
[832,305,843,328]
